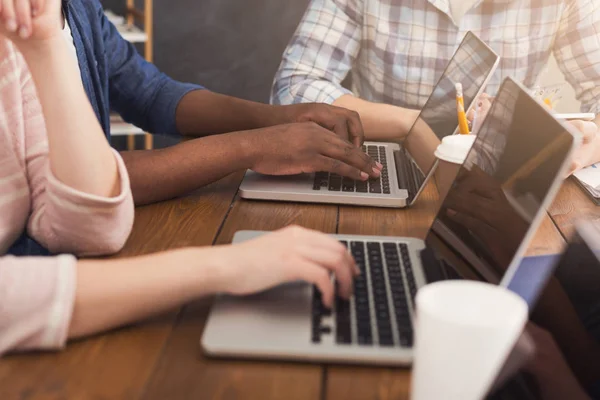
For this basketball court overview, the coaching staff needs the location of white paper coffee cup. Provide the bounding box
[410,280,528,400]
[434,134,476,200]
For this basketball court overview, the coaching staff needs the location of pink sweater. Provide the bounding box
[0,40,134,355]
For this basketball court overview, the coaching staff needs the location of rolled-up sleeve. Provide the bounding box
[554,0,600,114]
[27,149,135,257]
[271,0,362,105]
[0,255,76,355]
[98,0,203,135]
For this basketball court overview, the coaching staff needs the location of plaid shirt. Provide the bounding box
[272,0,600,114]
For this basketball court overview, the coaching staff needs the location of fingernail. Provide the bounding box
[376,162,383,170]
[6,19,17,33]
[372,167,381,176]
[447,209,457,217]
[18,26,29,39]
[360,172,368,181]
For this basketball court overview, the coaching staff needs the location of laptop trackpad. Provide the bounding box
[202,282,313,354]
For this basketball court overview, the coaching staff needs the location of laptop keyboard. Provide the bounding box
[311,241,417,348]
[312,145,391,195]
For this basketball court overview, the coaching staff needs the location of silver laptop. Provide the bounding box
[202,78,580,366]
[239,31,500,208]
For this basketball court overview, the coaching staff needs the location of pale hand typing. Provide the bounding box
[208,226,359,308]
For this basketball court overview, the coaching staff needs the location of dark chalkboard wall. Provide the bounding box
[101,0,310,102]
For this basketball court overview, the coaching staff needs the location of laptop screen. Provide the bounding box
[401,31,498,182]
[425,77,574,283]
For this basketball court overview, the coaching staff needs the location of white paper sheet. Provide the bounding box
[574,164,600,197]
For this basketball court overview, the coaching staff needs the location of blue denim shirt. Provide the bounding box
[7,0,203,256]
[64,0,203,139]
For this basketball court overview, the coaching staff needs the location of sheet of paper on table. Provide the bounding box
[573,163,600,198]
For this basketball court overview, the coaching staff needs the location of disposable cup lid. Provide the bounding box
[434,134,476,164]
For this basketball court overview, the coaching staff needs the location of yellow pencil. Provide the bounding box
[456,83,470,135]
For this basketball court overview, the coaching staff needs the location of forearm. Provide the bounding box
[120,131,256,205]
[333,94,419,141]
[20,38,119,197]
[176,90,286,136]
[69,247,227,339]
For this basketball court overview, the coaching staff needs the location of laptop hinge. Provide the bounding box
[420,247,446,283]
[394,150,414,202]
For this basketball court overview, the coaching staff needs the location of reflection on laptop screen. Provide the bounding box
[531,223,600,398]
[492,222,600,399]
[427,78,574,282]
[402,31,498,181]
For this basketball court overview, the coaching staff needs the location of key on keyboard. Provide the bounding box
[368,242,394,346]
[352,241,373,345]
[401,244,418,302]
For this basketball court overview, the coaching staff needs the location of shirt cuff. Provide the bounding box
[155,82,204,136]
[295,81,353,105]
[42,254,77,349]
[45,149,132,209]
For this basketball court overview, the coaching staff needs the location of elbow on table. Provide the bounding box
[44,211,134,258]
[88,228,131,256]
[88,211,135,256]
[47,229,130,258]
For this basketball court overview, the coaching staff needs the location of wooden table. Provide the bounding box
[0,175,597,400]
